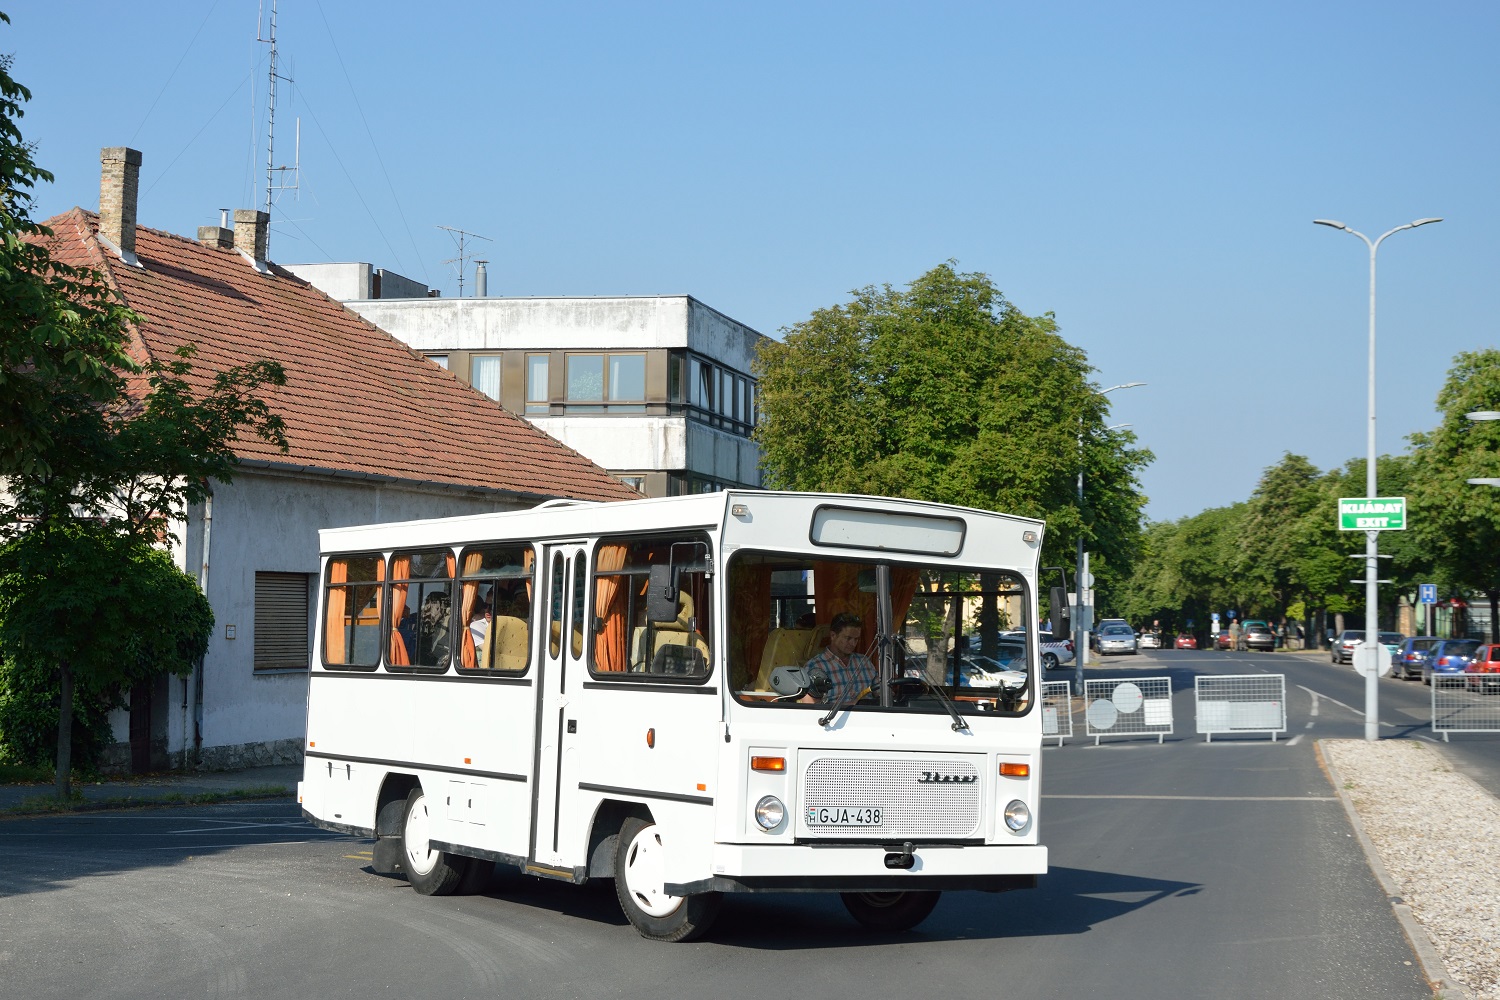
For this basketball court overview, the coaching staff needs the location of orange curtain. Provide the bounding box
[889,566,921,634]
[730,564,772,689]
[523,547,534,602]
[813,561,878,652]
[389,555,411,666]
[459,551,483,668]
[324,560,348,664]
[593,543,629,672]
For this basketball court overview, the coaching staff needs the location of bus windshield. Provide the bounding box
[727,550,1032,715]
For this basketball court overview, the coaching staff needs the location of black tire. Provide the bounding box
[614,816,721,942]
[840,890,942,932]
[1042,652,1060,671]
[401,788,469,896]
[455,857,495,895]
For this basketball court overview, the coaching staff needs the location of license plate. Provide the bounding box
[805,806,882,825]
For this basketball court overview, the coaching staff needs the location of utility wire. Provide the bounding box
[130,0,224,145]
[313,0,430,284]
[143,64,260,200]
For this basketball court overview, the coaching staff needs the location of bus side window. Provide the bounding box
[548,552,565,658]
[592,534,711,678]
[323,554,384,670]
[457,545,534,674]
[389,549,456,671]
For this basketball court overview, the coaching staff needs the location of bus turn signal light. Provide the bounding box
[999,762,1030,777]
[750,756,786,773]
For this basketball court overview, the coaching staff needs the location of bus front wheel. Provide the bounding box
[401,788,471,896]
[840,890,941,932]
[614,816,721,942]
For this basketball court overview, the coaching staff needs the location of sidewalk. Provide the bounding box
[0,763,300,814]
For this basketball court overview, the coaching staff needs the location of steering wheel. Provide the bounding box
[888,676,927,705]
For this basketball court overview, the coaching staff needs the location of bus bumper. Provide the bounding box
[665,843,1046,895]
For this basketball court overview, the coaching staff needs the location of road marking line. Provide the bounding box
[1286,734,1304,746]
[1043,794,1335,801]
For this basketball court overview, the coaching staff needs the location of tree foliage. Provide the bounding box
[753,262,1152,579]
[0,39,288,793]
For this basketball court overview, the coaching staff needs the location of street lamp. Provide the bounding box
[1467,411,1500,486]
[1074,383,1145,695]
[1315,216,1441,741]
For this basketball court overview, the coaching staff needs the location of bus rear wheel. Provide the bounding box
[401,788,472,896]
[614,816,721,942]
[840,890,941,932]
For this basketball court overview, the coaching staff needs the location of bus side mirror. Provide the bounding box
[647,563,680,623]
[1050,586,1070,635]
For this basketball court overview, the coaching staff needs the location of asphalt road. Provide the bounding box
[3,648,1489,999]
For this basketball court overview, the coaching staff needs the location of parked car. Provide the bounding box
[1465,644,1500,694]
[1096,623,1138,656]
[1214,630,1233,651]
[1391,636,1440,681]
[1174,633,1198,650]
[1331,629,1403,666]
[998,630,1074,670]
[1424,638,1481,685]
[1242,622,1276,652]
[1138,631,1161,650]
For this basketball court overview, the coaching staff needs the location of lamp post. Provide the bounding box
[1074,384,1144,695]
[1315,216,1441,741]
[1468,411,1500,486]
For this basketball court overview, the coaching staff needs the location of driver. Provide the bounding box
[799,612,875,705]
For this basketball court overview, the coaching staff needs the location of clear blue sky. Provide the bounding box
[9,2,1497,521]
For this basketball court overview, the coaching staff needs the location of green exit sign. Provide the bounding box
[1339,497,1406,531]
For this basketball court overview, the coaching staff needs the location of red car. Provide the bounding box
[1467,644,1500,694]
[1174,633,1198,650]
[1214,631,1233,651]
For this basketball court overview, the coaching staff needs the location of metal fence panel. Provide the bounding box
[1432,674,1500,739]
[1041,681,1073,746]
[1083,677,1173,745]
[1194,674,1287,741]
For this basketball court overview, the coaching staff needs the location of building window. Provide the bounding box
[567,354,605,410]
[426,354,450,370]
[525,354,550,414]
[618,475,645,493]
[608,354,645,411]
[255,572,312,670]
[471,355,501,401]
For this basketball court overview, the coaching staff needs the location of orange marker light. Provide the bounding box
[696,783,707,791]
[464,757,471,764]
[308,741,315,748]
[750,756,786,772]
[999,762,1030,778]
[646,728,656,749]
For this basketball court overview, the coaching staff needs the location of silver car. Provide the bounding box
[1097,623,1138,656]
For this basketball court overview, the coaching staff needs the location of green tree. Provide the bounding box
[0,40,289,795]
[753,262,1152,576]
[1408,349,1500,640]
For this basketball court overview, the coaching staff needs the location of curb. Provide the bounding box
[1315,740,1470,1000]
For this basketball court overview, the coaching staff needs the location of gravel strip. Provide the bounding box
[1323,739,1500,999]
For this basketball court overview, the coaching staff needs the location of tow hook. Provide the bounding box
[884,841,916,870]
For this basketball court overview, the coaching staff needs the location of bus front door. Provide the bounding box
[529,544,587,874]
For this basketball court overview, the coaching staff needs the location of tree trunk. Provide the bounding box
[55,658,74,800]
[1490,591,1499,644]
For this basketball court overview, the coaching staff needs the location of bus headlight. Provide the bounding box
[1003,799,1031,831]
[754,795,786,831]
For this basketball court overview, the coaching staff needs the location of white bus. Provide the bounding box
[299,491,1047,941]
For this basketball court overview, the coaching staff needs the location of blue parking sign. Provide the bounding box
[1419,583,1437,605]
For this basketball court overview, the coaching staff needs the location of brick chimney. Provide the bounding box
[232,208,269,266]
[98,147,141,262]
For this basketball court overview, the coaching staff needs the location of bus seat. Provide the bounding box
[807,624,830,656]
[480,615,529,671]
[634,591,709,672]
[753,627,815,691]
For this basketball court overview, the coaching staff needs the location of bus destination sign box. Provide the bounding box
[1338,496,1407,531]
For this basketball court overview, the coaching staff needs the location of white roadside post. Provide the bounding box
[1316,217,1441,741]
[1468,412,1500,488]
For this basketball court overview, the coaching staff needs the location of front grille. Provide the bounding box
[801,754,982,838]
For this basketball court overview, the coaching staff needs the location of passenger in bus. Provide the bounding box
[468,599,490,649]
[419,591,452,664]
[799,612,876,705]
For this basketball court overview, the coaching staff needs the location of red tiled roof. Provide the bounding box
[35,209,640,504]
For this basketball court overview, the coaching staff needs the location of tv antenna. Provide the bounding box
[437,226,493,297]
[257,0,300,251]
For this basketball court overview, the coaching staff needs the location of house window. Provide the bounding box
[471,355,501,400]
[255,572,312,670]
[426,354,450,370]
[526,354,550,414]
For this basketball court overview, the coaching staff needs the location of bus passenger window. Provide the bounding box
[389,550,456,671]
[457,545,534,674]
[322,554,384,670]
[548,553,565,658]
[592,535,711,679]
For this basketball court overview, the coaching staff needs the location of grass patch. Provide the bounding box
[2,783,293,818]
[0,762,54,784]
